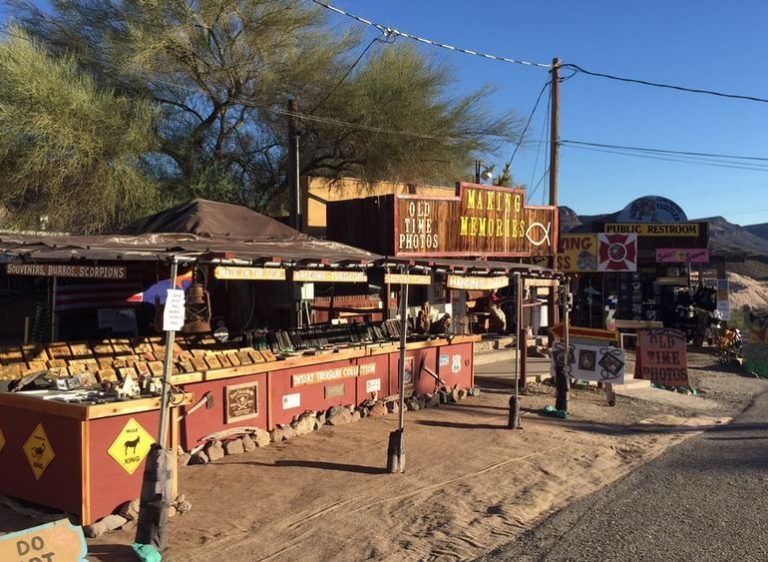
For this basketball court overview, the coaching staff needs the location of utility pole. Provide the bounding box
[287,98,302,232]
[547,58,562,332]
[548,58,560,210]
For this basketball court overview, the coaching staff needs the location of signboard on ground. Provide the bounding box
[162,289,186,331]
[0,519,87,561]
[636,329,689,387]
[550,340,626,384]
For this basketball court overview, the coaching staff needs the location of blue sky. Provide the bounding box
[325,0,767,225]
[2,1,766,225]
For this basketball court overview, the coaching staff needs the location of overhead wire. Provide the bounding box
[562,63,768,105]
[560,140,768,163]
[505,79,550,168]
[308,0,552,69]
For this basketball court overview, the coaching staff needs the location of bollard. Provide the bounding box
[386,429,405,473]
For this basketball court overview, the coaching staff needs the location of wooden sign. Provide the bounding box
[394,183,555,258]
[605,223,699,236]
[293,270,367,283]
[550,324,618,342]
[637,329,689,387]
[655,248,710,263]
[292,365,359,387]
[447,275,509,290]
[225,382,259,422]
[6,263,127,280]
[214,266,286,281]
[384,273,432,285]
[0,519,87,561]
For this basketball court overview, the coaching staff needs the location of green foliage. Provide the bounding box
[8,0,523,212]
[0,28,159,233]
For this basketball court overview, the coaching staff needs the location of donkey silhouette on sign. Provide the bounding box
[124,436,140,456]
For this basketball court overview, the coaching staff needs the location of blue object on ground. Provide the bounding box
[132,543,162,562]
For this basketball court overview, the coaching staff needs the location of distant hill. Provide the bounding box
[745,223,768,241]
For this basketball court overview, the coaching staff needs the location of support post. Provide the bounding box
[50,276,58,342]
[387,275,409,473]
[136,258,178,551]
[555,278,570,412]
[508,272,522,429]
[287,97,302,232]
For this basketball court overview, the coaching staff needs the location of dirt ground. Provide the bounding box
[1,351,764,562]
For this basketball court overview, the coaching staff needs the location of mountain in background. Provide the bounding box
[745,222,768,242]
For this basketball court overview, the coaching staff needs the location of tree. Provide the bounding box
[8,0,523,211]
[0,28,159,233]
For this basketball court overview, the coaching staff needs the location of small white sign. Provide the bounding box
[282,393,301,410]
[163,289,186,331]
[366,378,381,393]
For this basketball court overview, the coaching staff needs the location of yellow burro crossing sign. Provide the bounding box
[23,423,55,480]
[108,418,155,475]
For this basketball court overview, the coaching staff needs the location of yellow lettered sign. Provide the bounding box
[0,427,5,454]
[0,518,87,561]
[22,423,55,480]
[108,418,155,475]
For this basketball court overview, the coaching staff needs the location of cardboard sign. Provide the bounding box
[107,418,155,475]
[551,340,626,384]
[0,519,87,561]
[163,289,186,331]
[22,423,55,480]
[637,329,689,387]
[225,382,259,423]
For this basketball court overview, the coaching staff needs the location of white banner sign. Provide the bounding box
[550,340,626,384]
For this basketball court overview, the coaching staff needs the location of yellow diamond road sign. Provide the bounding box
[23,423,55,480]
[0,428,5,454]
[108,418,155,475]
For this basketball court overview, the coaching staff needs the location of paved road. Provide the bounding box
[479,388,768,562]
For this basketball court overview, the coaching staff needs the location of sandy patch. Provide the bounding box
[76,385,721,562]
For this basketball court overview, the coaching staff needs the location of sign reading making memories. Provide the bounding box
[395,183,555,258]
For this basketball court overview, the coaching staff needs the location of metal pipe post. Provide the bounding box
[508,272,522,429]
[158,259,179,448]
[387,276,409,473]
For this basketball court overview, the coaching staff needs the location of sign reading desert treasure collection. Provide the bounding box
[395,183,555,257]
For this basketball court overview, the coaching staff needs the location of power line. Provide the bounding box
[561,143,768,173]
[561,140,768,163]
[310,33,394,114]
[563,63,768,105]
[308,0,552,69]
[506,79,550,167]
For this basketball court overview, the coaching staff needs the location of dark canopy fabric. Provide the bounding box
[121,198,309,241]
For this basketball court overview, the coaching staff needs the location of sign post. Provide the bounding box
[555,279,571,412]
[135,258,180,552]
[508,272,522,429]
[387,269,409,473]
